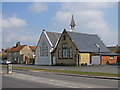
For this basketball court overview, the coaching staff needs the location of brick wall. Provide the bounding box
[101,56,117,65]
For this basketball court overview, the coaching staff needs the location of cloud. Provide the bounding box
[28,2,48,13]
[62,2,115,11]
[2,15,38,48]
[2,15,26,29]
[51,2,117,46]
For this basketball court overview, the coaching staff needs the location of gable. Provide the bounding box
[36,30,52,51]
[53,30,77,53]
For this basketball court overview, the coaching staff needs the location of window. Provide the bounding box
[110,56,114,60]
[70,48,72,58]
[40,41,48,57]
[58,49,62,58]
[62,44,68,58]
[15,52,16,55]
[63,35,66,40]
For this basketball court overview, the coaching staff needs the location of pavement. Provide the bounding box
[2,68,119,88]
[12,64,119,74]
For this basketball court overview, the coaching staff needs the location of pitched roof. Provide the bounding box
[97,53,120,56]
[67,31,110,53]
[8,45,27,52]
[29,46,36,51]
[8,46,16,52]
[46,31,61,47]
[107,46,120,53]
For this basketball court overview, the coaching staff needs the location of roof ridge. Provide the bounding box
[46,31,61,34]
[66,30,97,36]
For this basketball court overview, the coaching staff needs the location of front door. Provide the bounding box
[53,56,56,65]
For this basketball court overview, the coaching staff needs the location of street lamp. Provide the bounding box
[95,44,100,53]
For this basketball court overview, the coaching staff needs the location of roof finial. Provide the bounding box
[70,15,76,32]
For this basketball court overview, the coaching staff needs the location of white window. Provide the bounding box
[62,44,68,58]
[58,49,61,58]
[40,41,48,57]
[110,56,114,60]
[63,49,65,58]
[70,48,72,58]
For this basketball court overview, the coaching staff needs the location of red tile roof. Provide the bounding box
[29,46,36,51]
[8,45,27,52]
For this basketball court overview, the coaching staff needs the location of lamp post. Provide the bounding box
[95,44,100,53]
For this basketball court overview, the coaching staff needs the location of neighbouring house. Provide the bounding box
[97,53,119,65]
[107,46,120,64]
[107,46,120,53]
[7,42,35,64]
[29,46,36,64]
[1,48,8,60]
[35,29,61,65]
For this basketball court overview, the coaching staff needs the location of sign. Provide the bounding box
[7,64,12,74]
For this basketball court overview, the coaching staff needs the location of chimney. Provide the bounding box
[16,42,21,47]
[2,48,4,52]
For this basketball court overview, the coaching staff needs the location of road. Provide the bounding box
[2,68,118,88]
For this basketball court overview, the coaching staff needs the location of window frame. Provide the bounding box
[110,56,114,60]
[62,43,68,59]
[58,49,62,59]
[69,48,73,59]
[40,41,48,57]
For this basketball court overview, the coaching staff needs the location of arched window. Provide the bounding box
[40,41,48,57]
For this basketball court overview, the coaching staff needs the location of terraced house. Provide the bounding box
[51,15,116,66]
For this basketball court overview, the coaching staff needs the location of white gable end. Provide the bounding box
[35,30,52,65]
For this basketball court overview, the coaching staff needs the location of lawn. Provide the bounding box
[1,65,120,77]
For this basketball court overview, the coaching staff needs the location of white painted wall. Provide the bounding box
[35,31,52,65]
[92,56,101,65]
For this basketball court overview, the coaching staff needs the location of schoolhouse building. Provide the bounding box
[51,15,118,66]
[35,30,61,65]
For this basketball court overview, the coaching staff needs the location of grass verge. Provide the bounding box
[2,65,120,77]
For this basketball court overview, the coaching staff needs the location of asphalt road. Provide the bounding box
[2,69,118,88]
[2,76,67,88]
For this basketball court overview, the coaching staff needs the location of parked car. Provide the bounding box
[2,60,11,65]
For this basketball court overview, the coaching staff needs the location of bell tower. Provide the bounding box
[70,15,76,32]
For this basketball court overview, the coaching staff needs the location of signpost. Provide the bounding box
[7,64,12,74]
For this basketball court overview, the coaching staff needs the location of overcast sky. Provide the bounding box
[2,2,118,49]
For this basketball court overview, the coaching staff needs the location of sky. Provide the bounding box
[2,2,118,49]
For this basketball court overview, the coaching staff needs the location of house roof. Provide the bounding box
[107,46,120,52]
[46,31,61,47]
[29,46,36,51]
[97,53,120,56]
[8,45,27,52]
[67,31,110,53]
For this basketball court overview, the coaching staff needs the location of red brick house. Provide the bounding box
[96,53,119,65]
